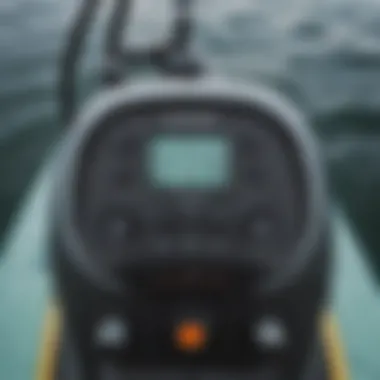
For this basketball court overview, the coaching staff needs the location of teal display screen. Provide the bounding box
[148,135,232,189]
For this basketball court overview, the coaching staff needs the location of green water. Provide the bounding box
[0,0,99,236]
[1,0,380,273]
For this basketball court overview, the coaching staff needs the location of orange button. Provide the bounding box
[173,319,209,354]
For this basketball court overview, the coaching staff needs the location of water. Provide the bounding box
[1,0,380,270]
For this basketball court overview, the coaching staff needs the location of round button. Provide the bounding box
[250,316,288,351]
[106,218,130,240]
[94,316,131,349]
[113,167,137,187]
[98,210,142,250]
[205,237,231,256]
[149,235,177,256]
[179,234,205,254]
[101,217,131,252]
[249,217,274,240]
[173,319,210,354]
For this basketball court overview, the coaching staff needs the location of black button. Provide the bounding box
[97,209,142,250]
[178,234,206,255]
[200,206,235,234]
[148,235,178,256]
[112,166,139,187]
[238,206,274,238]
[249,216,275,240]
[204,237,233,256]
[105,217,130,241]
[160,216,183,234]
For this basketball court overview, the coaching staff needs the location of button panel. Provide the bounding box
[77,108,305,271]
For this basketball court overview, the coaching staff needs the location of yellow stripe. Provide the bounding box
[35,305,61,380]
[321,312,350,380]
[35,306,349,380]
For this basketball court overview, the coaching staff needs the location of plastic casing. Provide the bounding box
[0,78,379,380]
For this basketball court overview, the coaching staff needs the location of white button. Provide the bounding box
[94,316,130,349]
[251,316,288,350]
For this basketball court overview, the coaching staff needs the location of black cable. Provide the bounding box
[115,0,201,78]
[60,0,200,127]
[103,0,133,85]
[59,0,100,126]
[159,0,202,76]
[172,0,192,52]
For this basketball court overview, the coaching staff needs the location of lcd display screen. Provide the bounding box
[147,135,232,189]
